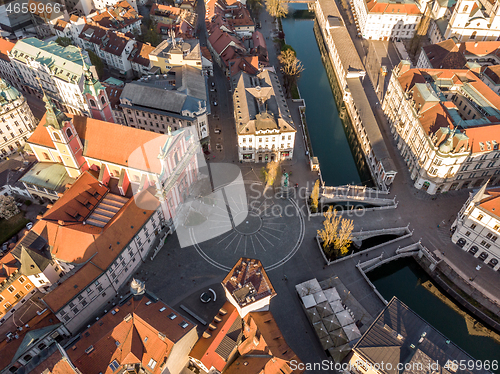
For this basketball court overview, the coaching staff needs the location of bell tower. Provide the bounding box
[447,0,476,39]
[82,66,115,123]
[43,95,88,178]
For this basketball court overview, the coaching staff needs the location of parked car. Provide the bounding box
[214,128,221,134]
[26,222,33,230]
[2,243,8,252]
[213,101,218,106]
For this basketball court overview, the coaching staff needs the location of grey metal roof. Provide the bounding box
[318,0,365,73]
[19,162,74,192]
[354,297,491,374]
[347,77,396,173]
[121,65,206,114]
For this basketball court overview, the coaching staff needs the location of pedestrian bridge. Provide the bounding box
[320,185,396,207]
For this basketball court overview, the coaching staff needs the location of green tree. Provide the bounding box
[55,37,72,47]
[86,49,104,79]
[310,179,320,212]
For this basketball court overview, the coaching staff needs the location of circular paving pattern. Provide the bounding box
[186,180,305,271]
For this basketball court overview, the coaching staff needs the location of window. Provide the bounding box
[478,215,484,221]
[66,128,73,138]
[101,96,106,105]
[481,240,487,246]
[8,286,15,293]
[492,236,498,242]
[89,99,96,107]
[25,284,32,291]
[470,31,477,39]
[18,277,25,284]
[148,359,157,369]
[465,231,471,237]
[109,360,120,372]
[471,224,477,230]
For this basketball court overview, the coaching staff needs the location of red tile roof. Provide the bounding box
[104,84,124,110]
[222,258,276,308]
[367,0,421,14]
[483,65,500,85]
[0,38,15,62]
[478,188,500,218]
[189,301,240,372]
[31,349,79,374]
[91,0,142,30]
[68,294,194,374]
[128,41,154,67]
[35,172,159,311]
[0,253,19,282]
[28,113,165,174]
[465,124,500,153]
[54,19,69,32]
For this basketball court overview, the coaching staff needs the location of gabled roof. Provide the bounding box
[68,292,195,374]
[91,0,142,30]
[0,310,61,370]
[28,113,165,174]
[31,347,79,374]
[354,297,489,374]
[0,38,15,62]
[128,41,154,67]
[0,253,19,283]
[421,39,466,69]
[189,301,242,372]
[366,0,421,14]
[476,187,500,218]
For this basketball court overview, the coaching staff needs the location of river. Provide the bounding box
[282,5,500,371]
[370,258,500,372]
[282,5,367,186]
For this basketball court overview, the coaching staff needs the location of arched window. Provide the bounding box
[66,128,73,138]
[53,132,61,141]
[470,31,477,40]
[101,96,106,105]
[42,152,50,160]
[463,5,468,12]
[89,99,96,107]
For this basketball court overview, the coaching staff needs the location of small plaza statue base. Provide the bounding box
[281,172,289,199]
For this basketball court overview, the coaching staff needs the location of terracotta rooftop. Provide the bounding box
[421,38,466,69]
[91,0,142,30]
[0,253,19,283]
[0,38,15,62]
[483,65,500,85]
[68,292,195,374]
[189,301,242,372]
[128,41,154,67]
[222,258,276,308]
[53,19,69,32]
[366,0,421,14]
[32,172,159,311]
[31,347,79,374]
[478,188,500,218]
[28,113,165,174]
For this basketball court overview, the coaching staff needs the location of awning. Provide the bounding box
[322,314,341,332]
[343,322,362,342]
[328,343,351,362]
[335,310,354,326]
[313,321,329,339]
[330,299,344,314]
[316,301,334,318]
[306,307,322,324]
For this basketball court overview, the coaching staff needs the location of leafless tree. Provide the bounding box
[317,206,354,257]
[0,195,20,220]
[266,0,288,19]
[310,179,320,212]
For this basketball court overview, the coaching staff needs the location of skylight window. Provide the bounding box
[109,360,120,372]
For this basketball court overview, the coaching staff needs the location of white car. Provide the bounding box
[26,222,33,230]
[213,101,218,106]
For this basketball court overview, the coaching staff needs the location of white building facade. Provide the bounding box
[233,70,296,163]
[444,0,500,41]
[452,183,500,270]
[383,61,500,194]
[0,79,37,159]
[351,0,422,40]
